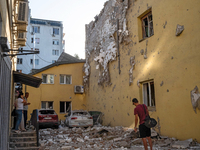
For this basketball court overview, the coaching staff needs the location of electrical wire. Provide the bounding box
[25,37,52,63]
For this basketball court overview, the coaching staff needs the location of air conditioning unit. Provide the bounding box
[18,32,26,39]
[17,1,28,22]
[74,85,84,94]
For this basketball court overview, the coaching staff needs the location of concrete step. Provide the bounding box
[10,136,37,142]
[9,141,37,148]
[9,146,39,150]
[10,131,36,137]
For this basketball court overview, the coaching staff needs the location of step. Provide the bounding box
[10,131,36,137]
[10,136,37,142]
[9,141,37,148]
[9,146,39,150]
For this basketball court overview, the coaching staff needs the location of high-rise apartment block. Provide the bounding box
[17,17,64,74]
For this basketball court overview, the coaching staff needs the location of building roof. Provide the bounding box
[30,52,85,75]
[30,18,62,27]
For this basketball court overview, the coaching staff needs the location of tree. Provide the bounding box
[74,54,80,59]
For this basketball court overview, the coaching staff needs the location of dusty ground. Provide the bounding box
[39,126,200,150]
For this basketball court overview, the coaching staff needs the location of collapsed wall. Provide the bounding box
[84,0,131,88]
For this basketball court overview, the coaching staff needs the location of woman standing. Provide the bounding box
[14,92,27,133]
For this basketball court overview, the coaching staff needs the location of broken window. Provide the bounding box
[141,11,154,39]
[41,101,53,109]
[142,80,156,107]
[60,75,72,84]
[42,74,54,84]
[60,101,71,113]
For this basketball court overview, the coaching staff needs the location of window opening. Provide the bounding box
[141,12,154,39]
[42,74,54,84]
[143,80,155,107]
[60,102,71,113]
[17,58,23,64]
[60,75,72,84]
[41,101,53,109]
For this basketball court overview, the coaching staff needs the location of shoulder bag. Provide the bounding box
[143,104,157,128]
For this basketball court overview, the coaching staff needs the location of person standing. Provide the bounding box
[14,92,27,133]
[132,98,153,150]
[23,92,30,128]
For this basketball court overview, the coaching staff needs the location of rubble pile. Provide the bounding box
[39,126,200,150]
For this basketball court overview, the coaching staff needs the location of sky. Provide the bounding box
[29,0,108,59]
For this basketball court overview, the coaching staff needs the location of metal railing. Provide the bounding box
[30,109,39,146]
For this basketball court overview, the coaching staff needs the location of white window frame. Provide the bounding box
[52,49,59,56]
[142,80,156,107]
[41,101,53,109]
[35,59,39,65]
[53,28,59,35]
[42,74,54,84]
[35,38,40,44]
[17,58,23,64]
[32,26,40,33]
[60,75,72,84]
[52,39,59,45]
[60,101,71,113]
[30,59,39,65]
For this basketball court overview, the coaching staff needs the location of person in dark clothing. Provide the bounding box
[23,92,30,128]
[132,98,152,150]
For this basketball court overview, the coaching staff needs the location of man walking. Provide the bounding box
[132,98,153,150]
[23,92,30,128]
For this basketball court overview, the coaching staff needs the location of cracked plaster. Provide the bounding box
[84,0,131,87]
[129,56,135,85]
[190,86,200,113]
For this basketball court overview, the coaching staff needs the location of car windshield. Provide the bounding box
[39,110,55,114]
[72,112,88,116]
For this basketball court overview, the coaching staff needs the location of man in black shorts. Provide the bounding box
[132,98,152,150]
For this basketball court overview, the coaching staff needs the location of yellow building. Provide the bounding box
[25,52,86,121]
[84,0,200,142]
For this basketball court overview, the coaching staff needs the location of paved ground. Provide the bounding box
[38,126,200,150]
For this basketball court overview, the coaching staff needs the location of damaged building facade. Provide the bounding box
[84,0,200,142]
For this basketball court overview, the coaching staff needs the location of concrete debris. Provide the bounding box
[171,138,192,149]
[176,24,184,36]
[190,86,200,113]
[39,126,200,150]
[129,56,135,85]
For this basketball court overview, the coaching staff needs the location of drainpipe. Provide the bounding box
[117,19,121,74]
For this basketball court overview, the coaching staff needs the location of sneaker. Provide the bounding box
[14,130,21,133]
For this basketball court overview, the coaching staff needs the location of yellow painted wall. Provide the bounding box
[25,62,86,121]
[85,0,200,142]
